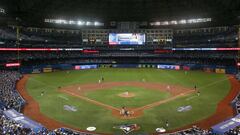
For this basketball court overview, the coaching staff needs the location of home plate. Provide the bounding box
[156,127,166,133]
[86,127,96,131]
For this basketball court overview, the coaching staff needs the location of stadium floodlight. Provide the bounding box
[44,19,52,23]
[55,19,61,24]
[187,19,196,23]
[77,21,85,25]
[150,18,211,26]
[0,8,5,14]
[196,18,203,22]
[94,21,100,26]
[170,21,178,25]
[162,21,169,25]
[207,18,212,21]
[179,20,187,24]
[55,19,68,24]
[156,22,161,25]
[86,21,92,26]
[94,21,104,26]
[45,18,104,27]
[69,20,75,24]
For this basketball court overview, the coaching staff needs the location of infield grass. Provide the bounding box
[84,86,171,108]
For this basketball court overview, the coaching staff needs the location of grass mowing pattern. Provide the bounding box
[26,69,230,133]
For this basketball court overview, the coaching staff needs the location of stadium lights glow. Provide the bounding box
[5,63,21,67]
[150,18,211,26]
[170,21,177,25]
[94,21,101,26]
[69,20,75,24]
[77,21,85,25]
[86,21,91,26]
[162,21,169,25]
[0,8,5,14]
[179,20,187,24]
[45,19,104,26]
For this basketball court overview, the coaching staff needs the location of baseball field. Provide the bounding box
[19,68,234,134]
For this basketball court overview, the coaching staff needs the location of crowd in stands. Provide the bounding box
[140,58,236,67]
[54,128,98,135]
[165,125,240,135]
[0,51,237,68]
[0,112,98,135]
[0,26,82,45]
[0,51,236,60]
[0,114,32,134]
[0,113,57,135]
[167,126,212,135]
[236,73,240,81]
[0,71,24,111]
[232,93,240,114]
[224,126,240,135]
[0,112,101,135]
[0,25,238,48]
[7,57,236,68]
[174,27,238,48]
[0,71,54,134]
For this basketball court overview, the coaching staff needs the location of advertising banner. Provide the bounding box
[3,109,23,119]
[32,68,41,74]
[215,68,226,74]
[43,68,52,73]
[3,109,44,132]
[157,65,180,70]
[75,65,98,70]
[203,68,214,73]
[5,62,21,67]
[212,114,240,134]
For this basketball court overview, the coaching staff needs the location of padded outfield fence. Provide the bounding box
[19,63,237,74]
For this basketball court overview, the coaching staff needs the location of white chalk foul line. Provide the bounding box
[62,90,120,111]
[186,95,198,101]
[58,95,69,101]
[198,76,232,90]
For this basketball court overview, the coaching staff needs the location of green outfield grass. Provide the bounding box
[26,68,231,134]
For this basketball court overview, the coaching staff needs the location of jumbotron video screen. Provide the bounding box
[109,33,145,45]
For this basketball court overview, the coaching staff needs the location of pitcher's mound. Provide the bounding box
[118,92,135,98]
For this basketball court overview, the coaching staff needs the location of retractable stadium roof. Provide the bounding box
[0,0,239,24]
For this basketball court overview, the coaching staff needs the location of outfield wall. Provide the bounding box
[19,63,237,74]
